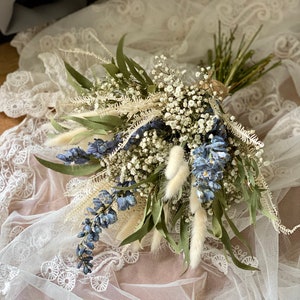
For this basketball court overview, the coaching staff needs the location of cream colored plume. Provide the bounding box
[189,176,201,214]
[164,146,189,200]
[190,206,207,269]
[150,228,163,252]
[45,127,87,146]
[165,161,189,199]
[165,145,185,180]
[116,211,141,242]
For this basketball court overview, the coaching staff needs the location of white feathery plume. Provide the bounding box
[164,161,189,199]
[165,145,185,180]
[131,240,142,252]
[45,127,87,146]
[150,228,162,252]
[190,206,207,269]
[189,176,201,214]
[116,211,141,242]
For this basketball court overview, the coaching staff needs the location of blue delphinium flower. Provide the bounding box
[87,133,122,159]
[57,147,90,164]
[192,135,230,202]
[113,181,137,210]
[116,191,136,210]
[76,183,137,274]
[76,190,117,274]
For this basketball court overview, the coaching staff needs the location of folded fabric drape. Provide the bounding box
[0,0,87,35]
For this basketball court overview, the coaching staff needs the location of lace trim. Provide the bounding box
[40,246,139,293]
[0,263,19,296]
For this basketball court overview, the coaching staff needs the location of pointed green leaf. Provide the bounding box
[152,198,163,226]
[130,58,154,85]
[50,118,68,133]
[124,56,146,85]
[116,35,130,79]
[102,63,119,79]
[223,209,253,256]
[85,115,123,127]
[64,61,93,90]
[156,208,180,253]
[35,156,102,176]
[212,198,223,238]
[179,217,190,265]
[220,225,259,271]
[64,116,110,132]
[120,214,154,245]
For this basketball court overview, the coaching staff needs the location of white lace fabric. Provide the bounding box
[1,0,300,299]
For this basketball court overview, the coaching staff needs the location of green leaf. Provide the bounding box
[171,201,188,228]
[152,197,163,226]
[102,63,119,79]
[179,217,190,265]
[64,61,93,90]
[212,199,223,238]
[85,115,123,128]
[156,208,180,253]
[50,118,68,133]
[64,116,110,132]
[220,225,259,271]
[124,56,146,85]
[116,35,130,79]
[223,209,253,256]
[35,156,102,176]
[130,58,154,85]
[147,84,157,94]
[70,130,94,144]
[120,214,154,245]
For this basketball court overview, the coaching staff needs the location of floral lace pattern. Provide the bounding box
[0,118,46,228]
[0,263,19,297]
[40,246,139,293]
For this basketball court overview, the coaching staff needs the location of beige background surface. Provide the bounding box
[0,42,24,134]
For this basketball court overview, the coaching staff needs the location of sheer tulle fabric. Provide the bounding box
[1,0,300,299]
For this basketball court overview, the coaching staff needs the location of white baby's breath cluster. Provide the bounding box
[151,56,220,150]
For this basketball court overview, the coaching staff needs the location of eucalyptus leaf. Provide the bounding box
[116,35,130,79]
[64,61,93,90]
[102,63,119,79]
[35,156,102,176]
[85,115,123,127]
[120,214,154,245]
[179,217,190,265]
[50,118,68,133]
[156,208,180,253]
[64,116,110,132]
[220,225,259,271]
[151,197,163,226]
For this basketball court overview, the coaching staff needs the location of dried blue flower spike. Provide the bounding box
[57,147,90,164]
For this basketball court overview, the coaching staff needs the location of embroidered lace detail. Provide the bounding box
[0,263,19,296]
[40,246,139,293]
[224,75,297,135]
[274,33,300,63]
[0,118,53,229]
[202,240,259,275]
[214,0,299,34]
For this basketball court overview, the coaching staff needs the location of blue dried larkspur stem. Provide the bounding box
[76,190,117,274]
[192,135,230,202]
[57,147,90,164]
